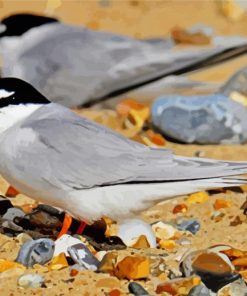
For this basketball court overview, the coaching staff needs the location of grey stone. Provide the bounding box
[177,219,200,234]
[67,243,99,271]
[16,238,54,267]
[18,273,45,288]
[3,208,25,221]
[128,282,150,295]
[188,284,212,296]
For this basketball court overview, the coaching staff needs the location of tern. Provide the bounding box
[1,13,247,108]
[0,77,247,235]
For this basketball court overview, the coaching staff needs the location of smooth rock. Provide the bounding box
[16,233,33,244]
[16,238,54,267]
[152,93,247,144]
[18,273,45,288]
[2,220,23,233]
[151,221,177,240]
[188,283,211,296]
[217,278,247,296]
[54,234,84,256]
[118,219,156,248]
[128,282,150,295]
[67,243,99,271]
[177,219,200,234]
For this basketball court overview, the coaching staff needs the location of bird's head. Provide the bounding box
[0,77,50,107]
[0,78,50,133]
[0,13,58,37]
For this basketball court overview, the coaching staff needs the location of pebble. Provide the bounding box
[152,93,247,144]
[217,278,247,296]
[16,233,33,244]
[16,238,54,267]
[151,221,177,240]
[128,282,150,295]
[54,234,84,256]
[117,219,156,248]
[177,219,200,234]
[2,208,25,221]
[188,283,211,296]
[114,255,150,280]
[187,192,209,204]
[18,273,45,289]
[2,220,23,233]
[0,196,13,215]
[68,243,99,271]
[48,252,68,270]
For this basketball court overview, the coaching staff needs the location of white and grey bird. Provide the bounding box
[0,77,247,223]
[0,13,247,107]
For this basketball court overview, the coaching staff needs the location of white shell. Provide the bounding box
[118,218,156,248]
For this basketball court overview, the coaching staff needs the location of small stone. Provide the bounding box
[2,220,23,233]
[114,256,149,280]
[108,289,121,296]
[16,233,33,244]
[159,240,176,250]
[67,243,99,271]
[214,199,232,210]
[151,221,177,240]
[18,273,44,289]
[98,251,118,274]
[16,238,54,267]
[230,216,243,226]
[132,235,150,249]
[0,259,26,272]
[156,282,177,295]
[0,196,13,215]
[232,256,247,267]
[54,234,84,256]
[177,219,200,234]
[118,219,156,248]
[211,211,225,222]
[173,204,188,214]
[217,278,247,296]
[188,283,211,296]
[128,282,150,295]
[2,208,25,221]
[48,253,68,270]
[187,192,209,204]
[177,237,191,246]
[69,268,79,276]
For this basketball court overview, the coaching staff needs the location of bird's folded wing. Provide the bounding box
[17,103,247,191]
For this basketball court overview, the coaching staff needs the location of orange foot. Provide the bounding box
[57,213,73,238]
[6,186,20,197]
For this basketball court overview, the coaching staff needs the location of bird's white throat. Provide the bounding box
[0,104,43,134]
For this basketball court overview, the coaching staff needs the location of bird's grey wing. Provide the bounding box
[11,103,247,192]
[2,23,247,107]
[14,103,172,190]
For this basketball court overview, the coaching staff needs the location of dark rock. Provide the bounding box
[177,219,200,234]
[128,282,150,295]
[0,196,13,215]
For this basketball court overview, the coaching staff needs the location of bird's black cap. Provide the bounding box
[0,77,50,107]
[0,13,59,37]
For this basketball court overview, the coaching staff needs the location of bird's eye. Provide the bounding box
[0,89,15,100]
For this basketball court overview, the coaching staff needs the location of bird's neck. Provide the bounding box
[0,103,43,134]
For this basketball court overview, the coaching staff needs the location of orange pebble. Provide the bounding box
[108,289,121,296]
[173,204,188,214]
[70,269,79,277]
[214,199,232,210]
[156,283,177,295]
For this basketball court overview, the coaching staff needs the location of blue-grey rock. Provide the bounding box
[128,282,150,295]
[16,238,54,267]
[67,243,99,271]
[152,93,247,144]
[220,66,247,98]
[18,273,45,288]
[177,219,200,234]
[188,284,211,296]
[217,278,247,296]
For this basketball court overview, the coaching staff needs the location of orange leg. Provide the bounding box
[57,213,73,238]
[6,186,20,197]
[76,221,87,235]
